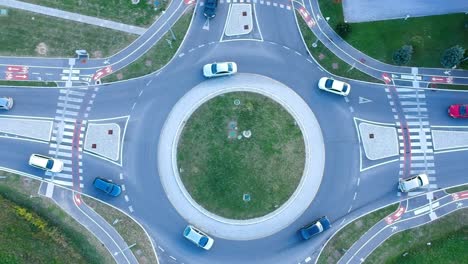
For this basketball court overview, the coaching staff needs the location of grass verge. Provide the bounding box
[317,203,399,264]
[366,209,468,264]
[296,11,381,83]
[445,184,468,194]
[0,171,113,264]
[431,84,468,91]
[103,8,193,82]
[83,196,158,264]
[20,0,168,27]
[0,6,137,58]
[318,0,468,69]
[0,80,57,87]
[177,92,305,219]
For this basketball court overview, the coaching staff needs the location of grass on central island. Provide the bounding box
[177,92,305,219]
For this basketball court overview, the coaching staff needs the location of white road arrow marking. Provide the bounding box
[359,96,372,104]
[444,70,451,75]
[391,225,398,232]
[456,202,463,208]
[203,18,210,31]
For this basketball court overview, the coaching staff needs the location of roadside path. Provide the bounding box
[39,184,139,264]
[337,189,468,264]
[1,0,146,35]
[296,0,468,87]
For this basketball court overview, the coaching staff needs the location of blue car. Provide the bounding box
[93,177,122,197]
[299,216,331,240]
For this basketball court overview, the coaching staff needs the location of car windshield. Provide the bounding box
[46,159,54,170]
[199,236,208,247]
[417,177,423,186]
[460,105,466,115]
[325,79,334,88]
[342,84,348,93]
[211,64,217,73]
[227,63,233,71]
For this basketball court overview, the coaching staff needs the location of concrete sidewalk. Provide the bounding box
[2,0,146,35]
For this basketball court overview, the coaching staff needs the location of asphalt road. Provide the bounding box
[0,1,467,264]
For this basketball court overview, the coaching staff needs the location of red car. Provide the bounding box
[448,104,468,118]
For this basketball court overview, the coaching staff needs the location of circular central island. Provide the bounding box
[158,74,325,240]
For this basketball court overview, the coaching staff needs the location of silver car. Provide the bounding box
[203,62,237,78]
[398,173,429,192]
[0,97,14,110]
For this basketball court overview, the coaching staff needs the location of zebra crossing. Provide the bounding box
[386,87,437,197]
[45,89,87,188]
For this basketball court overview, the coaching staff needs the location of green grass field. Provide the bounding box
[0,6,137,57]
[0,80,57,87]
[366,209,468,264]
[445,184,468,194]
[177,92,305,219]
[318,203,399,264]
[0,172,113,263]
[318,0,468,69]
[83,196,158,264]
[19,0,168,26]
[104,9,193,82]
[296,11,381,83]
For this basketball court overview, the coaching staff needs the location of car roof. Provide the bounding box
[30,154,50,168]
[184,226,204,242]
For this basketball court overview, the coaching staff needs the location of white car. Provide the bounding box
[183,225,214,250]
[203,62,237,78]
[29,154,64,173]
[318,77,351,96]
[398,173,429,192]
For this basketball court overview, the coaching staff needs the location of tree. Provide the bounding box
[441,45,465,68]
[335,22,351,39]
[392,45,413,65]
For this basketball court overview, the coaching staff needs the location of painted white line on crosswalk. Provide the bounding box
[54,116,76,123]
[53,172,73,179]
[403,107,428,112]
[57,102,81,110]
[407,121,430,126]
[60,90,86,96]
[410,170,436,175]
[400,101,427,106]
[58,96,83,103]
[56,109,78,116]
[49,150,72,158]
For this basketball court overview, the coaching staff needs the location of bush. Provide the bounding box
[441,45,465,68]
[392,45,413,65]
[335,22,352,38]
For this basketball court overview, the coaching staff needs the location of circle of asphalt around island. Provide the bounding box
[158,73,325,240]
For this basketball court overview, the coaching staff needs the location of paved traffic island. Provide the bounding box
[358,121,399,160]
[177,92,305,220]
[158,74,325,240]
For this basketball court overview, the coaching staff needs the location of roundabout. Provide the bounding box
[158,73,326,240]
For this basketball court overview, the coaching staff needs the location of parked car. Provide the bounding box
[448,104,468,118]
[398,173,429,192]
[203,62,237,78]
[317,77,351,96]
[93,177,122,197]
[0,97,14,110]
[299,216,331,240]
[183,225,214,250]
[204,0,218,18]
[28,154,64,173]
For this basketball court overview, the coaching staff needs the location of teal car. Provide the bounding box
[93,177,122,197]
